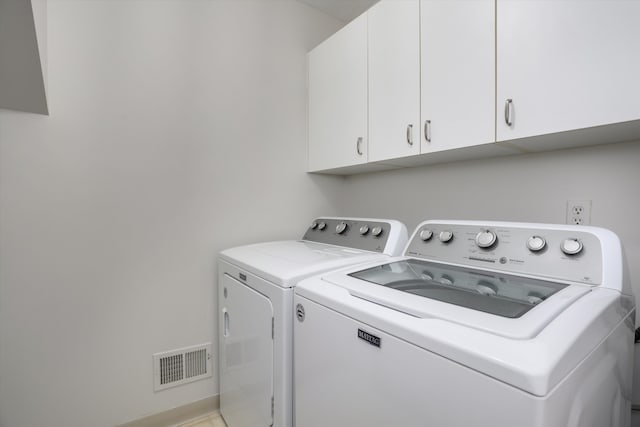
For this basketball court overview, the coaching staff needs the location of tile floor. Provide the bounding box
[176,411,227,427]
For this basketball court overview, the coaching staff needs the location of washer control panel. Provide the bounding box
[405,222,603,285]
[303,218,394,253]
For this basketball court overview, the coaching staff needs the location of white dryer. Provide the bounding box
[294,220,635,427]
[218,217,408,427]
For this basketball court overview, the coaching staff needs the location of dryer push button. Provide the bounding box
[439,230,454,243]
[336,222,348,234]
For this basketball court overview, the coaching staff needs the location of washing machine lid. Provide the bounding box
[324,258,591,340]
[350,258,568,319]
[298,270,628,396]
[220,240,389,288]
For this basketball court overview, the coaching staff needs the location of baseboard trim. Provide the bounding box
[117,395,219,427]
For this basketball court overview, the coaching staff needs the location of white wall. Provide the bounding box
[336,140,640,311]
[0,1,343,426]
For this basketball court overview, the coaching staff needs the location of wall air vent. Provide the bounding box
[153,343,212,391]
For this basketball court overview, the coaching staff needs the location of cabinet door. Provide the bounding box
[308,13,367,172]
[497,0,640,142]
[421,0,495,153]
[368,0,421,162]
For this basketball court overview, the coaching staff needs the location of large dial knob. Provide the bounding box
[317,221,327,231]
[310,221,318,230]
[419,229,433,241]
[475,230,497,248]
[371,226,383,237]
[336,222,348,234]
[526,235,546,252]
[438,230,453,243]
[561,238,583,255]
[359,225,370,235]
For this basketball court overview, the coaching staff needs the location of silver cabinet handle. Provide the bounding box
[356,137,363,155]
[505,99,513,126]
[223,309,230,337]
[406,124,414,146]
[424,120,431,143]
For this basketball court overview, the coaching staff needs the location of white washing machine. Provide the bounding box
[218,217,408,427]
[294,220,635,427]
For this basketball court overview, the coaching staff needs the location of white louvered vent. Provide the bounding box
[153,343,212,391]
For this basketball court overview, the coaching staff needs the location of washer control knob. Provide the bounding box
[317,221,327,231]
[561,238,583,255]
[335,222,348,234]
[419,229,433,241]
[475,230,497,248]
[359,225,370,235]
[439,275,454,286]
[371,226,383,237]
[526,235,546,252]
[310,221,318,230]
[421,271,434,281]
[438,230,454,243]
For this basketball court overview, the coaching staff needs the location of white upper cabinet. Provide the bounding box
[421,0,495,153]
[368,0,421,162]
[308,0,640,174]
[497,0,640,142]
[308,13,368,172]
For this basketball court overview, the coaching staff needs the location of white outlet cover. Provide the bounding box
[566,199,592,225]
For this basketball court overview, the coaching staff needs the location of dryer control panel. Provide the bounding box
[303,218,400,254]
[405,221,604,286]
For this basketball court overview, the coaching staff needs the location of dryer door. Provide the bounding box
[220,274,274,427]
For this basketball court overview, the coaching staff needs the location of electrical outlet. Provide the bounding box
[566,200,592,225]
